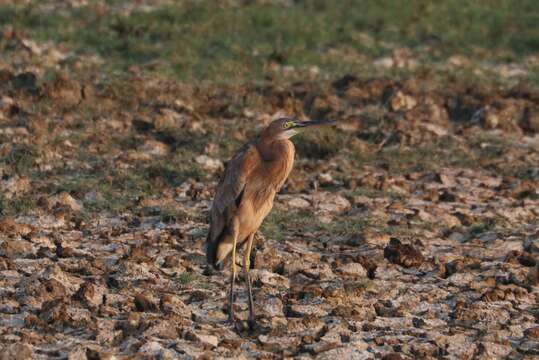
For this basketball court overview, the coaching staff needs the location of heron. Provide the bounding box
[206,116,335,330]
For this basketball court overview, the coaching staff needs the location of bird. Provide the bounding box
[206,116,335,330]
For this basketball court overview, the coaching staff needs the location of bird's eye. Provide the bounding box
[283,121,293,129]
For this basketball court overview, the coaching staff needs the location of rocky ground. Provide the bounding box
[1,1,539,359]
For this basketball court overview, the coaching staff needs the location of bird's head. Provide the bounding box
[262,117,336,141]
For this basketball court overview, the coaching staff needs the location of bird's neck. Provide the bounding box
[256,138,295,162]
[256,139,295,190]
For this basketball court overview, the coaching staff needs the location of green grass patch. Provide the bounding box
[159,207,190,224]
[262,208,371,241]
[2,0,538,82]
[346,186,406,201]
[35,158,207,216]
[0,195,38,216]
[177,271,197,285]
[342,131,521,177]
[0,142,39,176]
[295,129,349,159]
[176,271,213,290]
[261,209,289,242]
[346,136,476,174]
[468,219,496,236]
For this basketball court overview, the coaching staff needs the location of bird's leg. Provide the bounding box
[244,232,256,330]
[228,265,236,323]
[228,221,239,326]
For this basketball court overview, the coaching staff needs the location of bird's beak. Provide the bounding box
[293,119,336,129]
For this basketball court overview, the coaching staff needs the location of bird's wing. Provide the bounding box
[206,141,260,266]
[212,141,259,216]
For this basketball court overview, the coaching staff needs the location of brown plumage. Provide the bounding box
[206,117,334,330]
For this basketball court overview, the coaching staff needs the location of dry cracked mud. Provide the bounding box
[1,1,539,359]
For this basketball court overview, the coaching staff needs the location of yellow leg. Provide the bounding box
[228,220,239,328]
[243,233,256,330]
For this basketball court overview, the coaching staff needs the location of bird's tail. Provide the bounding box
[206,231,218,269]
[206,230,227,271]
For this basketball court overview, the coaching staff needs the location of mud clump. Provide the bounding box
[383,238,424,268]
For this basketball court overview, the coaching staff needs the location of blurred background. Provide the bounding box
[1,0,538,83]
